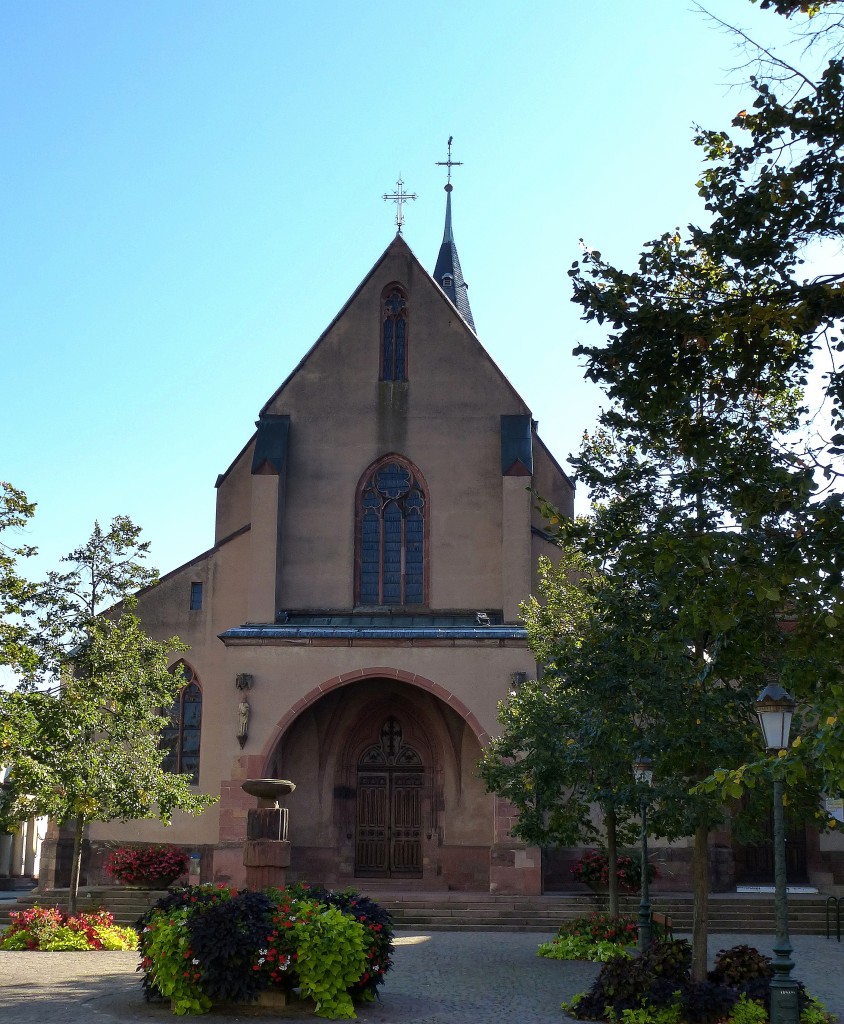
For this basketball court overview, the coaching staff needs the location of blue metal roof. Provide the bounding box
[219,624,527,642]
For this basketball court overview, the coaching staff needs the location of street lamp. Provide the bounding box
[755,683,800,1024]
[632,757,654,954]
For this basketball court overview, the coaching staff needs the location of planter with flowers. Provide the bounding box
[571,848,656,894]
[105,844,189,889]
[138,882,393,1019]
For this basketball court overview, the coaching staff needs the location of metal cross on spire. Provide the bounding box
[382,176,417,234]
[436,136,463,191]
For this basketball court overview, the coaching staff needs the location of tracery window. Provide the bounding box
[381,285,408,381]
[161,664,202,784]
[357,456,427,606]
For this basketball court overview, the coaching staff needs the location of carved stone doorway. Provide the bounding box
[355,717,423,878]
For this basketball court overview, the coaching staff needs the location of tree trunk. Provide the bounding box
[68,816,85,916]
[691,822,710,981]
[606,804,619,918]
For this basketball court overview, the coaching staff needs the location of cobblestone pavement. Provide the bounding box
[0,931,841,1024]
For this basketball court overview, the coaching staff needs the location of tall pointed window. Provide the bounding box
[357,456,427,606]
[381,285,408,381]
[161,664,202,784]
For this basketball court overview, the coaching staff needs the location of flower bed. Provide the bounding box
[562,940,835,1024]
[137,883,394,1019]
[0,905,137,951]
[105,844,189,887]
[571,849,656,893]
[538,913,639,962]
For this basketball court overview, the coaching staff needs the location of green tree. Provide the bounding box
[481,547,644,916]
[544,0,844,973]
[0,518,215,913]
[0,482,37,677]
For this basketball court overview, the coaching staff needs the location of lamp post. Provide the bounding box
[633,757,654,954]
[755,683,800,1024]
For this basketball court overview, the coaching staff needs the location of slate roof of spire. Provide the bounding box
[433,186,475,332]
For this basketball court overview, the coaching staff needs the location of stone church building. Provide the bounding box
[46,178,575,895]
[37,172,843,897]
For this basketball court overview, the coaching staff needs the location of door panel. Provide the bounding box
[355,773,389,875]
[390,773,423,875]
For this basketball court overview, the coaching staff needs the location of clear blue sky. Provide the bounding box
[2,0,802,580]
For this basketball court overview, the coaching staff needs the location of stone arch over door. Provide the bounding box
[265,673,493,890]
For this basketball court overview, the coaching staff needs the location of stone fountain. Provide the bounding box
[241,779,296,889]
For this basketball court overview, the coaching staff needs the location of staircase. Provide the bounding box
[0,887,170,927]
[356,890,837,935]
[1,888,838,936]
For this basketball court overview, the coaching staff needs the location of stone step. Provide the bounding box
[2,889,840,936]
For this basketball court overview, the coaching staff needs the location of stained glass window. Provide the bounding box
[161,666,202,784]
[381,286,408,381]
[357,458,427,606]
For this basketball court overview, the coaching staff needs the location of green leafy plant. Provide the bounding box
[140,906,212,1016]
[608,1001,683,1024]
[539,935,633,962]
[294,904,368,1019]
[800,996,835,1024]
[728,993,768,1024]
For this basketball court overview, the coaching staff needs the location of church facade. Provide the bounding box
[50,186,575,894]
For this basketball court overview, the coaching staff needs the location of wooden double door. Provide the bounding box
[737,816,808,885]
[354,717,424,878]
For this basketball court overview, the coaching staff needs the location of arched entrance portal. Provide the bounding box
[356,717,423,878]
[267,676,493,890]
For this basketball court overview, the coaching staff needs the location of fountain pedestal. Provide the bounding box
[241,780,295,889]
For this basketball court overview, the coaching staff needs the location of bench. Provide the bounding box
[651,912,674,940]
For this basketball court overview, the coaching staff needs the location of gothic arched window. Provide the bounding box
[356,456,427,607]
[161,664,202,784]
[381,285,408,381]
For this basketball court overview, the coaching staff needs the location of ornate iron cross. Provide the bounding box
[383,176,417,233]
[436,136,463,189]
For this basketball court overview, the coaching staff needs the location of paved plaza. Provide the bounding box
[0,930,842,1024]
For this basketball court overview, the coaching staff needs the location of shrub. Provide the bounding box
[569,940,692,1019]
[0,904,136,952]
[187,890,275,1004]
[709,945,772,988]
[571,849,657,893]
[105,844,189,886]
[680,980,739,1022]
[565,939,832,1024]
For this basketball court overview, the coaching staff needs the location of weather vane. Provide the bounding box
[383,176,417,234]
[436,136,463,191]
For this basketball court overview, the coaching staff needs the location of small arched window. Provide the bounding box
[381,285,408,381]
[356,456,427,606]
[161,664,202,784]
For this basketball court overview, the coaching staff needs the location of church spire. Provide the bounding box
[433,137,475,332]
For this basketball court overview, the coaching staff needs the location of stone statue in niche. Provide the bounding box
[237,698,251,748]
